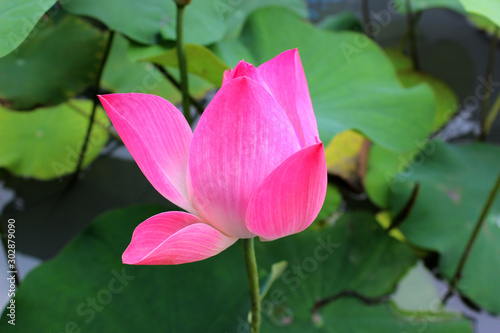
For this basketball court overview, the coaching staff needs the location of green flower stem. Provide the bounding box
[69,30,115,189]
[361,0,373,39]
[67,101,122,143]
[243,238,261,333]
[480,26,499,141]
[176,3,191,126]
[442,171,500,304]
[153,64,204,114]
[405,0,420,71]
[485,93,500,134]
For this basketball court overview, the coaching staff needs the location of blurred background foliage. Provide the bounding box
[0,0,499,332]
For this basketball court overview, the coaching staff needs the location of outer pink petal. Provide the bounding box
[246,143,327,241]
[257,49,319,147]
[122,211,237,265]
[99,93,194,213]
[188,77,301,239]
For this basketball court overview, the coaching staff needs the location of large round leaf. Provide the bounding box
[217,0,308,39]
[392,141,500,314]
[0,207,471,332]
[161,0,308,45]
[0,100,109,180]
[259,212,417,302]
[62,0,167,45]
[214,8,436,152]
[257,212,471,332]
[62,0,306,45]
[0,205,250,332]
[364,50,458,208]
[0,0,57,57]
[0,15,106,110]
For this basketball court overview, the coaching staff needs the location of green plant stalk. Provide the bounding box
[176,3,191,126]
[442,171,500,304]
[67,101,122,142]
[480,26,499,141]
[244,238,261,333]
[485,93,500,134]
[361,0,373,39]
[405,0,420,71]
[153,64,204,114]
[69,31,115,188]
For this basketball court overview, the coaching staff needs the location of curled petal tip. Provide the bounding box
[223,60,263,86]
[122,212,237,265]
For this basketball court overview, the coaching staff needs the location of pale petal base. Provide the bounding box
[122,211,238,265]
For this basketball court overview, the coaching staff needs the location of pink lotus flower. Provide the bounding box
[98,49,327,265]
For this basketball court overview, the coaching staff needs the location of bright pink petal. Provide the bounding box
[188,77,301,239]
[122,211,237,265]
[99,93,194,213]
[257,49,319,147]
[246,143,327,241]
